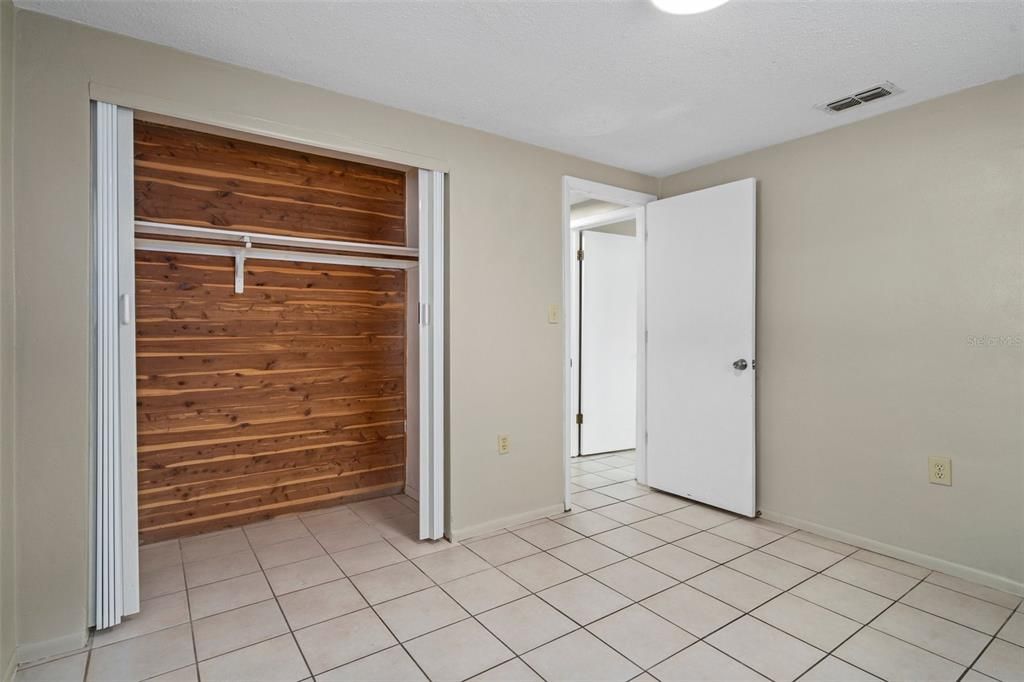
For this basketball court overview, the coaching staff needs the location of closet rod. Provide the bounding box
[135,220,418,259]
[136,238,418,270]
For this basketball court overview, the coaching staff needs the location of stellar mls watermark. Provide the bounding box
[967,334,1023,348]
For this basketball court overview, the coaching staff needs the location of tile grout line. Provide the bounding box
[99,518,872,675]
[791,570,934,682]
[368,503,670,678]
[136,506,429,678]
[880,588,1013,638]
[825,567,1018,679]
[954,600,1021,682]
[34,481,718,680]
[132,527,336,677]
[123,518,989,682]
[471,510,774,678]
[118,477,1021,682]
[663,531,854,680]
[167,504,413,598]
[835,570,969,674]
[557,484,948,680]
[482,485,912,680]
[413,535,573,682]
[581,470,1020,610]
[242,518,316,682]
[664,521,992,680]
[485,546,768,682]
[181,551,202,682]
[121,468,1018,682]
[297,508,438,682]
[575,474,1021,626]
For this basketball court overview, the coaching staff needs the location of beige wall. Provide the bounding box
[10,10,655,656]
[660,75,1024,591]
[1,0,15,677]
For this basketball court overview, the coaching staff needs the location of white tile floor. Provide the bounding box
[16,451,1024,682]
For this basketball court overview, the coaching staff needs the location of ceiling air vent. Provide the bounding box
[826,97,862,112]
[819,82,900,114]
[854,85,892,102]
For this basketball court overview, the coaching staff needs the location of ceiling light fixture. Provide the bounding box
[651,0,731,15]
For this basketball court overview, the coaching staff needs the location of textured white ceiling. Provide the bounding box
[17,0,1024,176]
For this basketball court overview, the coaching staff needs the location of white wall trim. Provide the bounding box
[562,177,655,512]
[14,632,88,668]
[89,82,449,172]
[760,509,1024,597]
[450,504,566,543]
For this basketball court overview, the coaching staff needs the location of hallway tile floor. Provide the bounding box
[15,451,1024,681]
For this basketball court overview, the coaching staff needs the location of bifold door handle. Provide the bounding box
[732,359,748,371]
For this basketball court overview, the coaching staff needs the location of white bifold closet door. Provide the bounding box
[417,169,445,540]
[90,107,448,634]
[92,100,139,629]
[579,230,638,456]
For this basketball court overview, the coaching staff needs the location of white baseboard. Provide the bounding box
[760,509,1024,597]
[14,631,88,669]
[451,503,566,543]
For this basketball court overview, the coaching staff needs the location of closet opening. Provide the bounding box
[90,102,446,630]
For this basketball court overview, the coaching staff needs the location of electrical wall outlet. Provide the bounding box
[928,456,952,486]
[498,434,511,455]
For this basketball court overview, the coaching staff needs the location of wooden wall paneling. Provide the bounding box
[135,252,408,543]
[134,120,407,244]
[133,121,412,543]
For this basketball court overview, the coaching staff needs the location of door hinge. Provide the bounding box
[576,413,584,425]
[576,248,584,261]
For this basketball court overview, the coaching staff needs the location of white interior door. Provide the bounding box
[579,231,638,455]
[645,178,756,516]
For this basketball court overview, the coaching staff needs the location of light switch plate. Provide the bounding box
[547,304,560,325]
[928,456,952,486]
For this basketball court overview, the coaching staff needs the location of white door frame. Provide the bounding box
[561,177,656,511]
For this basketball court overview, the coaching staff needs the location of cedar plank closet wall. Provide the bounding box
[133,121,409,544]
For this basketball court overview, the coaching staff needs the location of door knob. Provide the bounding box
[732,359,748,370]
